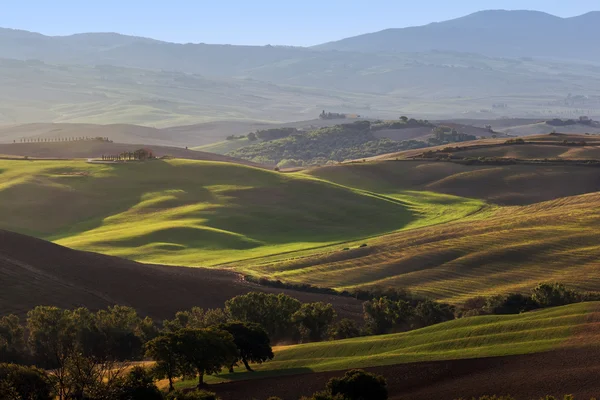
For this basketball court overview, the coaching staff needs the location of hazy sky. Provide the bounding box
[1,0,598,46]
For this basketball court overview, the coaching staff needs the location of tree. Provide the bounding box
[292,303,337,342]
[247,132,257,141]
[0,363,53,400]
[27,306,77,400]
[363,298,413,335]
[328,318,361,340]
[225,292,301,342]
[413,300,455,328]
[326,369,387,400]
[145,334,181,392]
[175,329,238,387]
[217,322,273,372]
[115,366,162,400]
[0,315,26,364]
[400,116,408,122]
[531,283,579,308]
[165,389,220,400]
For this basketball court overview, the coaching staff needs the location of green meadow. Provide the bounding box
[0,158,487,266]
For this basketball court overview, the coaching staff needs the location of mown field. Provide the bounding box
[0,158,483,266]
[245,190,600,303]
[2,156,600,303]
[192,138,250,155]
[186,302,600,385]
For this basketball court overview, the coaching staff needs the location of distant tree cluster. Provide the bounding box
[225,135,246,141]
[253,127,299,141]
[231,121,429,166]
[17,136,111,143]
[230,119,482,166]
[370,118,433,131]
[102,148,154,161]
[428,126,477,145]
[458,283,595,317]
[319,110,348,120]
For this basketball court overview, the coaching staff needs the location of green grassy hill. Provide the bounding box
[192,138,250,155]
[0,158,483,266]
[192,302,600,384]
[245,190,600,303]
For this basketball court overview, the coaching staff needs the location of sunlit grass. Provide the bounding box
[0,158,486,267]
[172,302,599,387]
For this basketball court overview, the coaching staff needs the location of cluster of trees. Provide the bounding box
[363,298,455,335]
[371,117,433,131]
[230,119,483,166]
[225,135,246,141]
[459,283,597,317]
[17,136,111,143]
[319,110,348,120]
[230,121,429,166]
[101,148,154,161]
[2,283,590,398]
[428,127,477,145]
[300,369,388,400]
[250,128,300,142]
[546,118,580,127]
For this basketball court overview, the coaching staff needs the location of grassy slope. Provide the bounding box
[189,302,600,385]
[229,161,600,302]
[245,191,600,303]
[0,159,483,266]
[192,138,250,155]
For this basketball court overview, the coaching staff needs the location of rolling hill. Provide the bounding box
[316,10,600,61]
[3,18,600,124]
[206,303,600,399]
[0,140,264,167]
[0,229,362,320]
[0,158,483,266]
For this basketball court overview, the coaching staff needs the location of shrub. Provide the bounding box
[531,283,580,307]
[0,363,53,400]
[327,369,388,400]
[165,389,220,400]
[329,319,362,340]
[115,366,162,400]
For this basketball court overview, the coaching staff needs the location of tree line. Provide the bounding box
[16,137,111,143]
[1,284,594,399]
[101,149,154,161]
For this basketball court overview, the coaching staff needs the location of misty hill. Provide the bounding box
[2,10,600,124]
[316,10,600,61]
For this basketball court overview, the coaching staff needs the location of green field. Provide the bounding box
[182,302,599,385]
[3,157,600,304]
[192,138,250,155]
[0,159,486,266]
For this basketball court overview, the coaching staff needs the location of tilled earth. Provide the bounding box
[211,347,600,400]
[0,229,362,320]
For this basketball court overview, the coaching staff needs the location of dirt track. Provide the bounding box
[211,347,600,399]
[0,230,362,320]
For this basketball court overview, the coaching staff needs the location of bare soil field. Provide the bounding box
[211,346,600,400]
[0,230,362,320]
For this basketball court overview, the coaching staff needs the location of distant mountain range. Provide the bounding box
[317,10,600,61]
[2,10,600,66]
[1,10,600,126]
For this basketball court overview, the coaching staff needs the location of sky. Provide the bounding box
[0,0,598,46]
